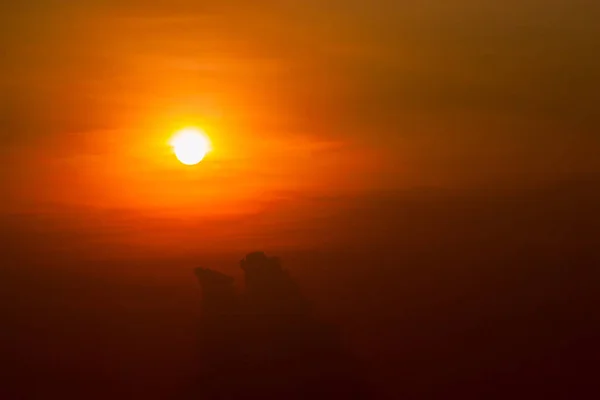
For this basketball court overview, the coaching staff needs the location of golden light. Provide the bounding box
[169,127,211,165]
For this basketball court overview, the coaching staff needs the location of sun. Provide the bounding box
[169,127,211,165]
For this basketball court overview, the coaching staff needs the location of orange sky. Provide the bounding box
[2,1,600,257]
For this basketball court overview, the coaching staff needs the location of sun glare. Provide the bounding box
[170,128,211,165]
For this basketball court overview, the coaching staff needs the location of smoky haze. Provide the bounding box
[2,0,600,398]
[3,182,599,398]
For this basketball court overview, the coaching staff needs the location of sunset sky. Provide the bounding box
[2,1,599,257]
[3,4,600,398]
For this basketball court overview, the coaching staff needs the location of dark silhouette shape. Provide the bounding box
[189,252,369,399]
[240,251,309,315]
[194,268,237,315]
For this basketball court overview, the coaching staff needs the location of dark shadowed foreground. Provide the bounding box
[188,252,368,399]
[2,184,600,399]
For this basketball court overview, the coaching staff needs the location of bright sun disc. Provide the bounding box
[170,128,211,165]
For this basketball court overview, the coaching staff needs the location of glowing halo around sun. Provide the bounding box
[169,128,211,165]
